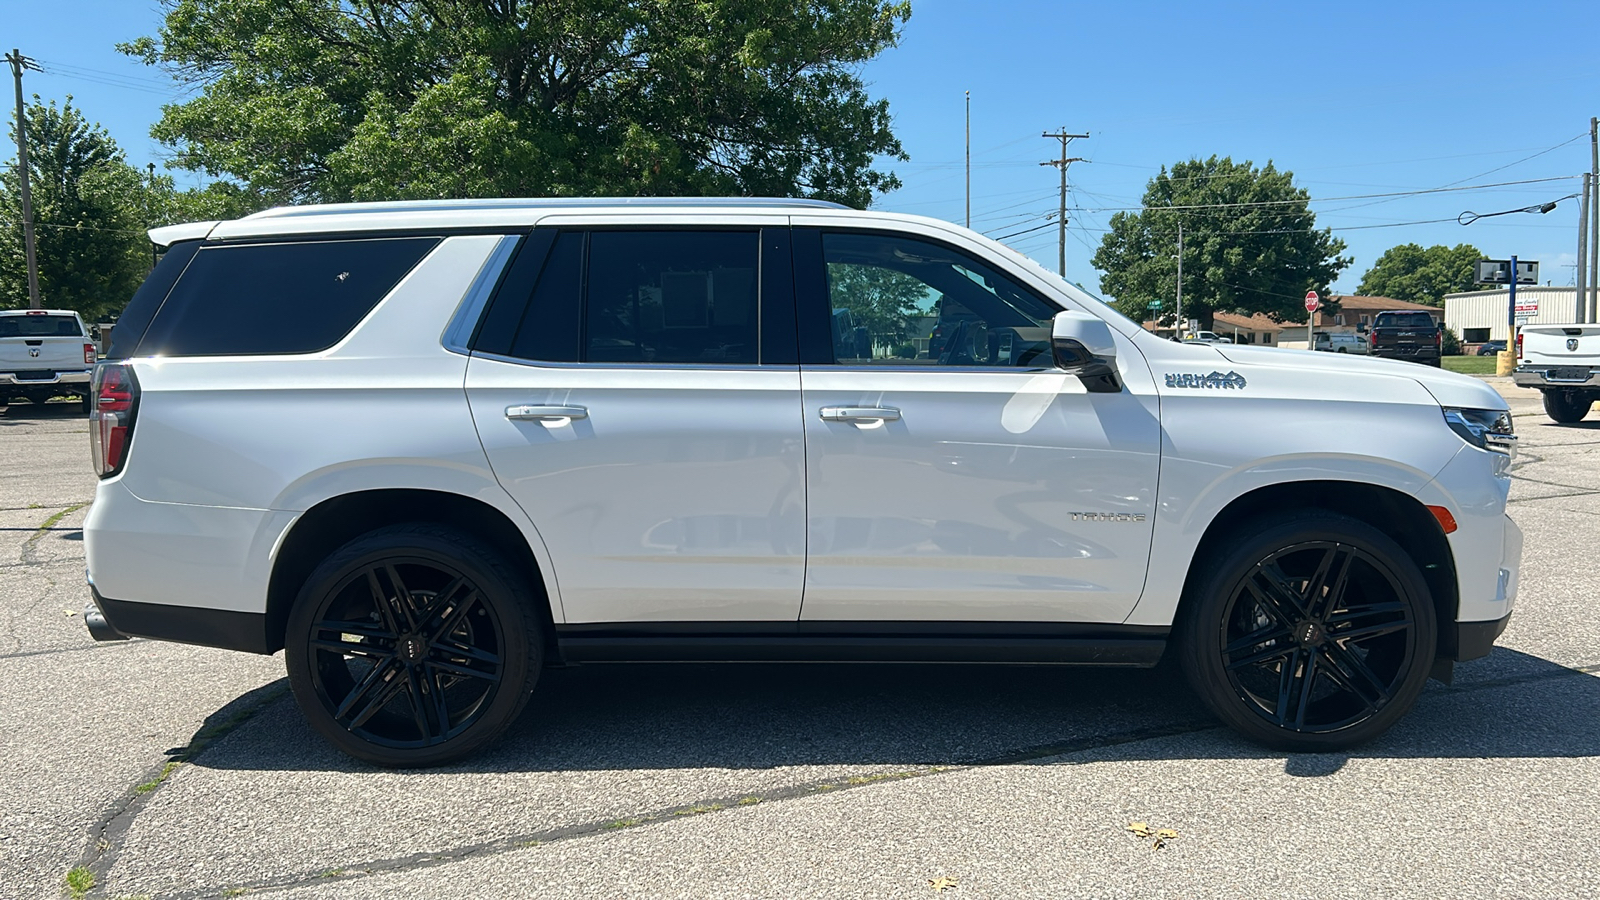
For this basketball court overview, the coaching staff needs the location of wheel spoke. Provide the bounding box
[432,638,500,667]
[1225,623,1292,656]
[382,564,421,631]
[1272,647,1305,725]
[413,576,468,632]
[1315,649,1380,712]
[1226,641,1296,671]
[310,637,392,661]
[337,659,406,729]
[404,666,445,741]
[365,569,403,633]
[1304,546,1355,620]
[1244,568,1306,627]
[1320,640,1392,706]
[1333,620,1411,643]
[1326,600,1408,625]
[427,657,499,682]
[426,590,481,644]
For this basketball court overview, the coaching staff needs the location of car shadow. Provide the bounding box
[0,399,85,420]
[190,646,1598,775]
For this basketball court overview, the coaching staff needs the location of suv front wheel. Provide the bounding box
[1177,512,1436,751]
[285,525,541,767]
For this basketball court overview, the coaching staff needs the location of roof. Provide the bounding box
[150,197,855,246]
[1213,311,1288,332]
[1326,294,1439,312]
[0,308,80,317]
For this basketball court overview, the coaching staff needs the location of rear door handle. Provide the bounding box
[819,406,901,423]
[506,404,588,422]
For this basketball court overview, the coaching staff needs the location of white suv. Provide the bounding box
[83,198,1522,766]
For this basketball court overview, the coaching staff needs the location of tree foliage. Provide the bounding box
[0,99,152,319]
[1091,156,1350,329]
[1356,242,1486,307]
[122,0,911,208]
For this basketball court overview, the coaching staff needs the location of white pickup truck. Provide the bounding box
[0,309,98,411]
[1513,323,1600,422]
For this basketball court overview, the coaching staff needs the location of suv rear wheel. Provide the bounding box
[1177,512,1436,751]
[1542,389,1593,424]
[285,524,541,767]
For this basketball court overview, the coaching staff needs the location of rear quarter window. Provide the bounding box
[133,237,440,357]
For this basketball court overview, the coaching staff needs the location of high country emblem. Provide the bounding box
[1568,338,1580,352]
[1067,512,1147,522]
[1164,370,1247,390]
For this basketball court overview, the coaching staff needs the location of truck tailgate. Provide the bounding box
[1521,324,1600,368]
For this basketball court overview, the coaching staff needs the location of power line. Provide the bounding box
[1069,175,1578,214]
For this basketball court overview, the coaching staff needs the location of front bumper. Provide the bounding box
[1451,612,1512,662]
[1513,366,1600,389]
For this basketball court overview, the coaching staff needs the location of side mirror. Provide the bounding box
[1051,310,1122,393]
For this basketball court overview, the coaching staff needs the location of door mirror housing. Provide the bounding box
[1051,310,1122,393]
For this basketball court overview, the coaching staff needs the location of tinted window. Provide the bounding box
[0,314,82,337]
[508,232,582,363]
[821,232,1057,367]
[1374,312,1435,329]
[106,240,202,358]
[585,231,759,364]
[135,237,439,356]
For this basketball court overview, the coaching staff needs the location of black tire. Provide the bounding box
[1543,390,1593,424]
[79,393,92,414]
[285,524,542,767]
[1176,512,1436,751]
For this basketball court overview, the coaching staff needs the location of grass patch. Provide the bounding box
[35,502,89,535]
[737,796,762,806]
[1443,355,1498,375]
[672,803,724,817]
[318,868,344,878]
[220,890,248,898]
[134,761,182,795]
[65,866,94,899]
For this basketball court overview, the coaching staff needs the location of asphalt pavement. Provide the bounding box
[1,379,1595,899]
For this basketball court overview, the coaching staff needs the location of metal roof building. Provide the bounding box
[1444,287,1584,343]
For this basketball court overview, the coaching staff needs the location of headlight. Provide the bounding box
[1443,407,1516,456]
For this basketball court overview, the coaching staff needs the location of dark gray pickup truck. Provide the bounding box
[1367,310,1441,366]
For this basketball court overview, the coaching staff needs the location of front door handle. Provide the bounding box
[820,406,901,423]
[506,404,588,422]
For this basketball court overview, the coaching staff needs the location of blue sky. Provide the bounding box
[7,0,1600,293]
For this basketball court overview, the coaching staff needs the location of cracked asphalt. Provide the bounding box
[1,379,1597,900]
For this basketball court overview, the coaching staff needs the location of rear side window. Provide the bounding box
[134,237,440,357]
[1374,312,1435,329]
[0,314,82,337]
[586,231,759,364]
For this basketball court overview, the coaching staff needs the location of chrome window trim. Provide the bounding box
[469,349,789,373]
[441,235,522,355]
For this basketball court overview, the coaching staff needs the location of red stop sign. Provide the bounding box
[1304,290,1320,312]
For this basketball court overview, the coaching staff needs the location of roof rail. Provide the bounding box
[243,196,851,220]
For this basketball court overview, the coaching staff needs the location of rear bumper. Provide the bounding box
[84,584,270,653]
[1513,366,1600,389]
[0,369,91,387]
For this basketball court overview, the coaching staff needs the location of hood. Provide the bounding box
[1213,344,1506,411]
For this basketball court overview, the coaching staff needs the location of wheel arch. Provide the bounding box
[1176,480,1460,659]
[265,489,559,656]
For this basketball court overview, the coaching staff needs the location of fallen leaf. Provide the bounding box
[928,876,959,892]
[63,609,78,617]
[1126,822,1153,838]
[1156,829,1179,840]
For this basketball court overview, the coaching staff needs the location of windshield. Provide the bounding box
[0,314,82,338]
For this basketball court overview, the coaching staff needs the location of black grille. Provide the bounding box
[1547,367,1591,382]
[6,370,56,381]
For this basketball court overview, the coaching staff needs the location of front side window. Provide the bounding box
[585,231,760,364]
[821,232,1057,367]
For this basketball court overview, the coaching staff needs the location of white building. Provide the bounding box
[1444,287,1588,343]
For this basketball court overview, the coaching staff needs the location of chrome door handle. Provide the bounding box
[506,404,588,421]
[819,406,901,422]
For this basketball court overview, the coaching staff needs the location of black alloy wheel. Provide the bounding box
[285,525,540,767]
[1178,513,1436,751]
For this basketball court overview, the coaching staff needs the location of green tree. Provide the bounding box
[1356,243,1486,307]
[122,0,911,208]
[825,262,930,347]
[1091,156,1350,330]
[1,99,150,319]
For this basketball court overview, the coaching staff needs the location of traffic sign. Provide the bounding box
[1147,301,1161,310]
[1304,290,1320,312]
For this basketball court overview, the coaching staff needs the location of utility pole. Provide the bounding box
[7,49,42,309]
[1579,173,1591,323]
[1175,221,1184,340]
[1589,116,1598,322]
[1040,128,1088,277]
[965,91,970,229]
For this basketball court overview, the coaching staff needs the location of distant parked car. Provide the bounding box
[1314,332,1369,354]
[1183,331,1233,344]
[1476,340,1506,356]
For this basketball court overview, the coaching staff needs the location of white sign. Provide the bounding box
[1514,298,1539,316]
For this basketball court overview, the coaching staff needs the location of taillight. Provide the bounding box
[1516,331,1524,359]
[84,342,97,365]
[89,364,139,478]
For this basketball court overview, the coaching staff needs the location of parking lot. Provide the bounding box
[2,381,1596,900]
